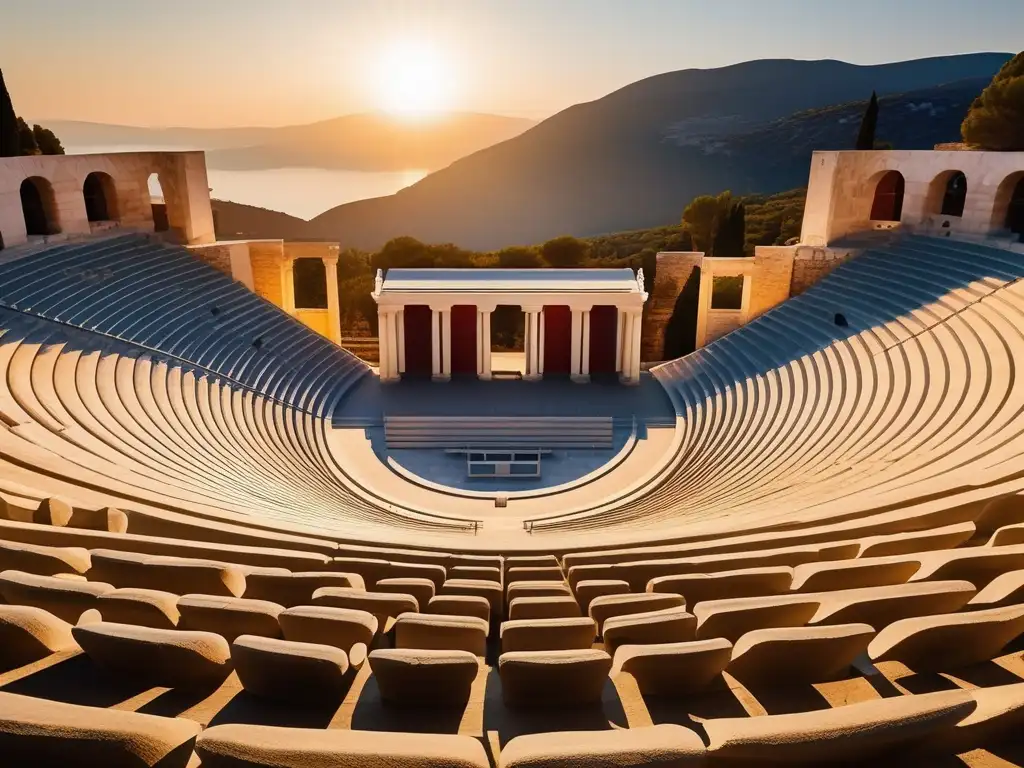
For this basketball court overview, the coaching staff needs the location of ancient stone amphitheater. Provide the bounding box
[2,149,1024,766]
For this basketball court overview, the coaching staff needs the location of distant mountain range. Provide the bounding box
[295,53,1009,250]
[44,112,535,172]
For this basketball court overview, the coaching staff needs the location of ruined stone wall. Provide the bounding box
[187,243,233,277]
[789,246,855,296]
[749,247,796,320]
[641,251,703,362]
[248,241,286,305]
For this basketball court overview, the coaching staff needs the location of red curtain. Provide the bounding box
[543,305,572,374]
[403,305,432,375]
[589,305,618,374]
[450,305,478,375]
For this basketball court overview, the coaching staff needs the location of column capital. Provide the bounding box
[429,303,453,313]
[476,304,498,314]
[520,305,544,314]
[321,254,338,267]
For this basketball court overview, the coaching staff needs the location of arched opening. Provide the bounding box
[869,171,905,222]
[0,231,5,251]
[83,172,119,222]
[20,177,59,236]
[1005,177,1024,240]
[939,171,967,217]
[147,173,169,232]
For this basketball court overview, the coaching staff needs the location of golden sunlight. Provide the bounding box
[376,41,454,116]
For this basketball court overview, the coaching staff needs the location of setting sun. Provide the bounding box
[376,41,453,116]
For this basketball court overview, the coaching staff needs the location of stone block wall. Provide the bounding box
[749,247,796,320]
[641,251,703,362]
[705,309,743,344]
[248,241,286,305]
[790,246,855,296]
[188,244,233,277]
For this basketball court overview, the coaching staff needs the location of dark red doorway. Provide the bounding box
[450,305,477,375]
[543,305,571,374]
[403,305,432,376]
[589,305,618,374]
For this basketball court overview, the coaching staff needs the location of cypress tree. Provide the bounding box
[0,68,19,157]
[855,91,879,150]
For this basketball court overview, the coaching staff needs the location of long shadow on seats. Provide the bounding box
[642,676,749,726]
[350,675,466,734]
[481,667,628,748]
[0,653,152,707]
[740,681,836,716]
[135,679,234,721]
[206,689,339,729]
[949,659,1024,689]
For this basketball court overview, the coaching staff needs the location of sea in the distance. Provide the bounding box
[66,144,427,221]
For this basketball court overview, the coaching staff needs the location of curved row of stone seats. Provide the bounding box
[532,236,1024,537]
[0,307,475,536]
[0,234,367,416]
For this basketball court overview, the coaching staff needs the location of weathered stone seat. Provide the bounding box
[232,634,360,703]
[506,580,571,604]
[0,690,201,767]
[573,578,630,613]
[968,569,1024,609]
[278,605,377,650]
[312,587,418,629]
[0,539,91,576]
[369,648,480,705]
[602,606,697,652]
[177,594,284,642]
[427,594,491,623]
[196,723,491,767]
[868,604,1024,671]
[910,546,1024,588]
[498,649,612,708]
[694,595,820,642]
[611,638,733,696]
[72,621,232,688]
[589,592,686,634]
[809,580,977,628]
[88,549,245,597]
[790,555,921,592]
[498,724,706,767]
[439,578,503,617]
[856,521,976,558]
[394,612,488,655]
[450,565,501,582]
[0,604,79,668]
[647,566,793,603]
[376,577,435,611]
[96,587,180,629]
[504,555,559,579]
[500,616,596,653]
[508,595,581,620]
[922,682,1024,755]
[386,561,447,591]
[727,623,875,686]
[704,689,976,762]
[242,570,364,607]
[0,569,113,623]
[507,565,564,582]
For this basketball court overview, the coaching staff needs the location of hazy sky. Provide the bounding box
[3,0,1020,128]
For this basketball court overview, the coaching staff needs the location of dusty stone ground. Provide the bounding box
[2,635,1023,766]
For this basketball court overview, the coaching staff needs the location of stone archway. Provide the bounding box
[1005,176,1024,239]
[939,171,968,217]
[20,177,60,236]
[83,172,119,222]
[147,172,170,232]
[869,170,905,222]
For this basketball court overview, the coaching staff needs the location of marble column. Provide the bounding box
[396,307,406,374]
[628,310,643,384]
[570,308,584,382]
[478,307,493,380]
[431,308,442,380]
[579,308,592,381]
[279,256,296,315]
[615,308,625,373]
[523,308,541,381]
[538,310,546,376]
[440,308,452,380]
[321,252,341,344]
[619,311,634,384]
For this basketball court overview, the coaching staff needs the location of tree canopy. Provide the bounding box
[0,68,65,157]
[540,235,589,267]
[962,51,1024,151]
